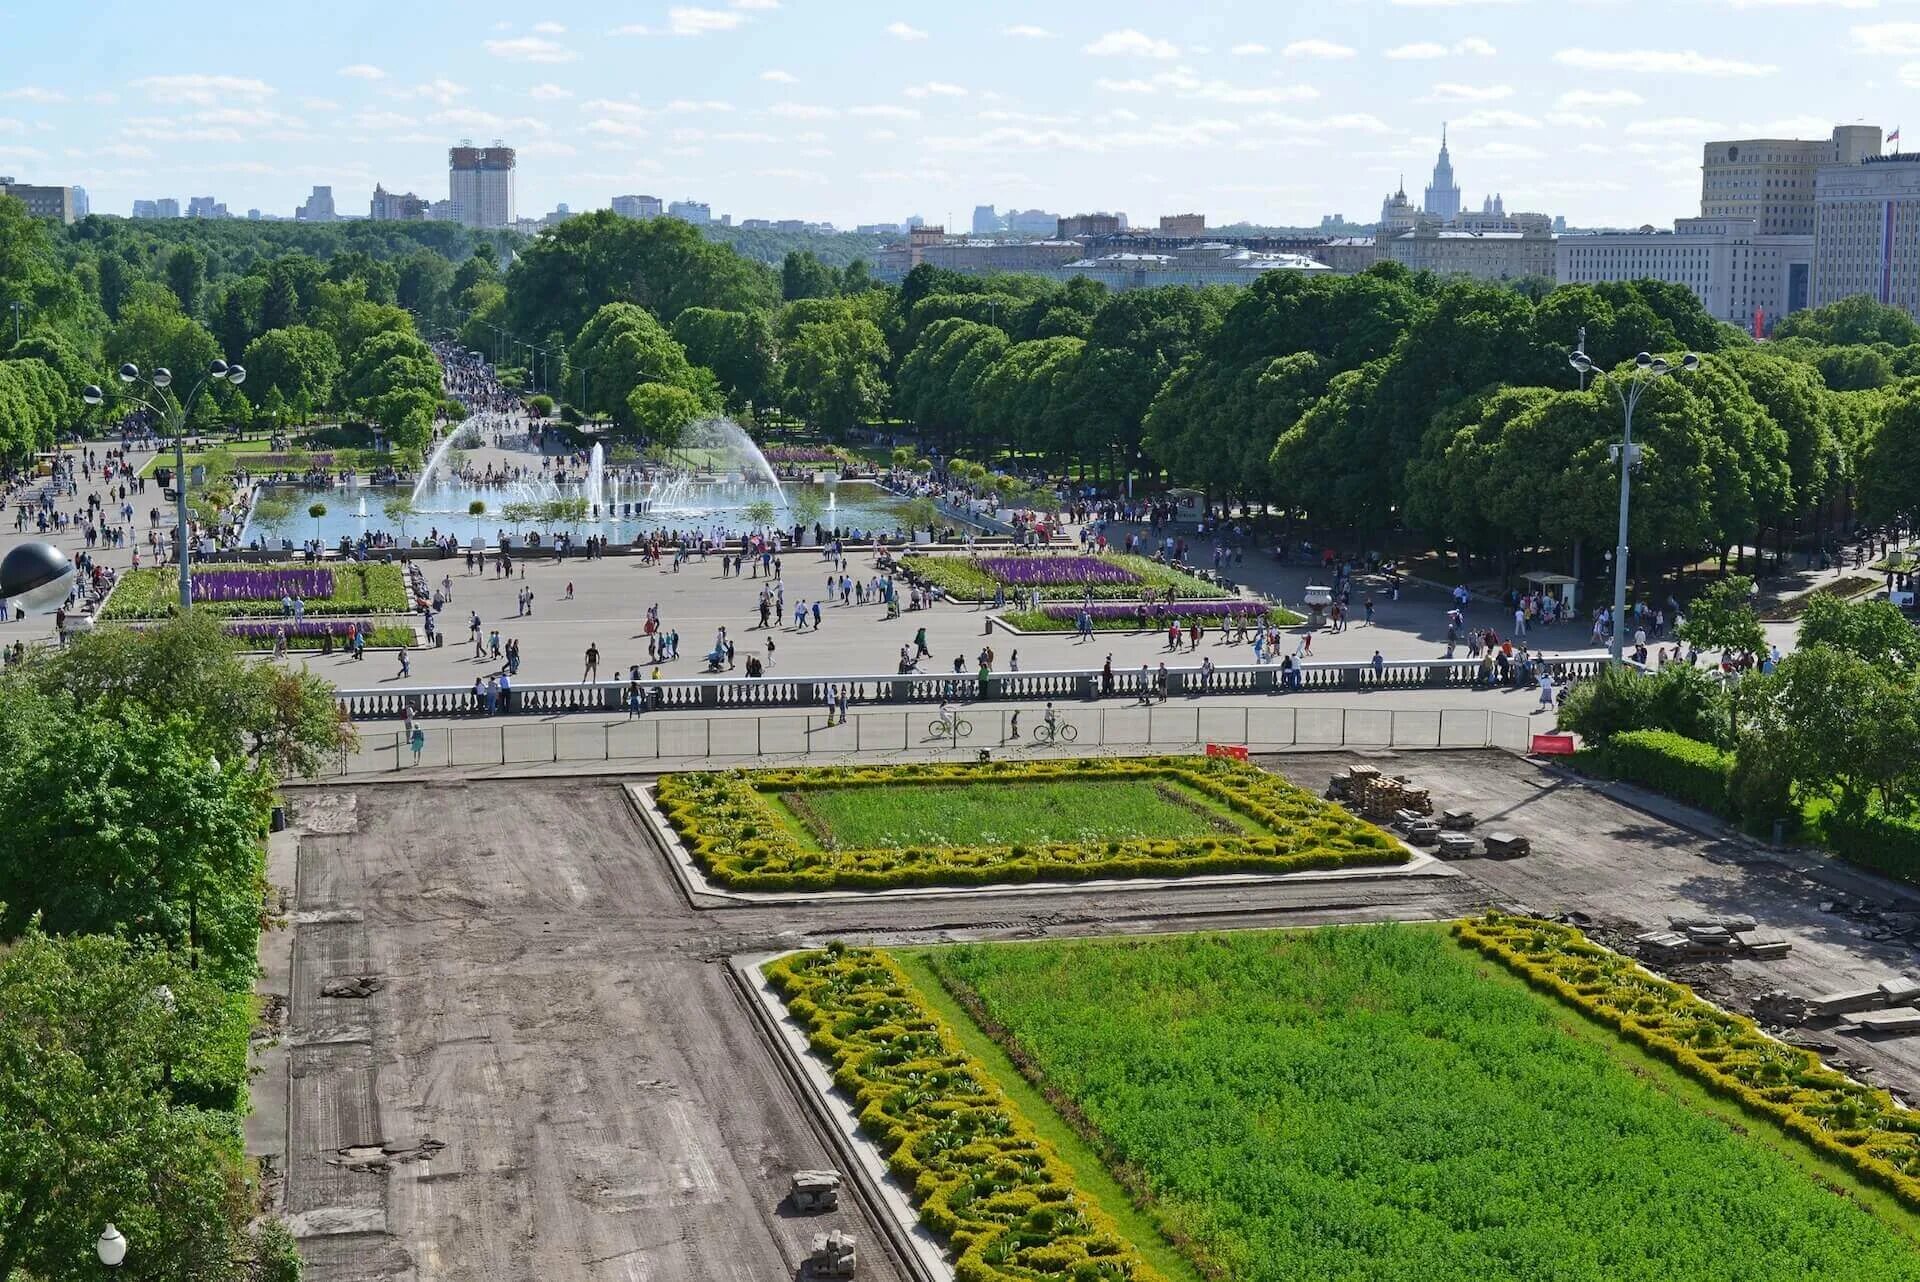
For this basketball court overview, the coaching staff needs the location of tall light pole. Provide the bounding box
[85,359,247,610]
[7,300,23,347]
[1568,347,1699,663]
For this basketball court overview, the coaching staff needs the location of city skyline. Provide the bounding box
[0,0,1907,229]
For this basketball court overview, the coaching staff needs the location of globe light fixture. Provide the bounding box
[96,1224,127,1268]
[0,541,76,614]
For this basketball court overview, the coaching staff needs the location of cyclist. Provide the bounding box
[938,699,959,737]
[1043,701,1058,740]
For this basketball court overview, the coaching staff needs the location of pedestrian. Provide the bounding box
[398,648,411,678]
[583,642,600,682]
[1536,669,1555,713]
[409,726,425,765]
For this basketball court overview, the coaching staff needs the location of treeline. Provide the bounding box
[1,200,484,455]
[0,614,349,1281]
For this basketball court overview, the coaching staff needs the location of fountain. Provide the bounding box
[411,421,469,503]
[684,416,786,509]
[357,494,368,520]
[587,442,606,511]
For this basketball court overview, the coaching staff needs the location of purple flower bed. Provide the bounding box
[225,620,370,641]
[979,556,1142,586]
[763,446,845,464]
[193,568,335,603]
[1041,601,1272,622]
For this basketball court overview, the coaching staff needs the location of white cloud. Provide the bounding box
[1558,88,1644,107]
[760,69,799,83]
[530,83,573,100]
[1283,38,1355,59]
[1095,78,1157,94]
[1625,115,1728,135]
[337,64,386,80]
[609,23,652,35]
[0,118,22,134]
[300,96,341,111]
[130,74,273,105]
[1479,141,1544,159]
[1553,48,1777,76]
[585,118,650,138]
[759,167,825,182]
[1905,60,1920,86]
[1231,43,1269,55]
[1386,42,1449,59]
[430,107,507,130]
[1453,108,1541,128]
[2,87,67,103]
[770,102,839,118]
[401,78,468,105]
[1426,82,1514,101]
[1854,22,1920,53]
[484,36,578,62]
[1095,67,1318,103]
[1394,0,1525,6]
[671,8,747,35]
[866,129,899,142]
[712,130,779,142]
[1002,24,1054,38]
[1084,29,1179,58]
[1546,111,1607,128]
[532,21,566,33]
[1725,0,1873,6]
[887,21,928,40]
[904,81,968,98]
[734,0,782,8]
[850,104,922,120]
[665,98,733,112]
[1456,37,1497,55]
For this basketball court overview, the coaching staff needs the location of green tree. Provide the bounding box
[671,306,777,411]
[1678,575,1765,655]
[626,382,703,448]
[567,302,711,426]
[164,244,208,318]
[1798,594,1920,669]
[781,314,890,434]
[242,325,342,411]
[0,929,272,1282]
[1860,390,1920,526]
[781,250,839,301]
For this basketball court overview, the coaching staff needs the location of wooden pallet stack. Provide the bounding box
[1347,769,1432,823]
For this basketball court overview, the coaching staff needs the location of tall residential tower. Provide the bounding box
[449,143,516,230]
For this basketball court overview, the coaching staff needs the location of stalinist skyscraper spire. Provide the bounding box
[1423,124,1462,223]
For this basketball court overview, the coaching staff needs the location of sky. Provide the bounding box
[0,0,1909,231]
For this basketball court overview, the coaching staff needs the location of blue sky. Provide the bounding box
[0,0,1908,229]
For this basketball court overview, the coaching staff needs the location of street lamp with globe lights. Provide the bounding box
[83,359,246,611]
[95,1223,127,1268]
[1569,347,1700,663]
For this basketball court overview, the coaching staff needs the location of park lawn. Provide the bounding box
[102,562,409,620]
[767,777,1257,851]
[654,756,1405,891]
[919,925,1920,1282]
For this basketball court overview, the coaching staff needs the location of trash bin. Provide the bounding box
[270,805,287,833]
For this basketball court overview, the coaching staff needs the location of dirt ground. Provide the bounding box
[277,750,1920,1280]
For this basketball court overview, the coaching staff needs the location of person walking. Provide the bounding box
[398,648,411,679]
[409,725,425,765]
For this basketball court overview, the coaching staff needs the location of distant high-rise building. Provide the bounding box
[0,178,75,224]
[542,203,576,229]
[131,199,159,219]
[855,223,896,235]
[612,194,662,219]
[1422,125,1461,223]
[154,197,180,219]
[428,199,455,222]
[971,204,1003,234]
[1058,212,1123,238]
[1005,208,1059,236]
[296,186,335,222]
[904,214,925,231]
[1158,213,1205,237]
[668,199,712,224]
[1814,152,1920,320]
[449,142,516,229]
[70,186,88,219]
[1558,218,1811,333]
[370,184,429,220]
[247,209,262,220]
[188,196,218,218]
[1703,124,1880,235]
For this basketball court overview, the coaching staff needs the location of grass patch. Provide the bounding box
[921,925,1920,1282]
[655,755,1405,891]
[1003,605,1303,632]
[103,562,409,620]
[769,777,1251,850]
[1764,574,1883,620]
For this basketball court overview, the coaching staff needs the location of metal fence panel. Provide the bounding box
[1440,708,1489,747]
[1391,710,1441,749]
[1296,707,1345,745]
[1197,706,1251,746]
[708,716,762,758]
[446,726,505,767]
[1490,712,1531,753]
[1246,705,1297,747]
[1343,708,1392,746]
[502,724,555,764]
[656,718,709,759]
[554,721,607,762]
[606,718,659,762]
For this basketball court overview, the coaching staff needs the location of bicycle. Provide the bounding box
[1031,721,1079,745]
[929,717,974,740]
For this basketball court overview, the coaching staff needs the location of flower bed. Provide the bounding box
[763,445,854,466]
[654,755,1405,891]
[904,552,1230,602]
[1006,601,1303,632]
[103,562,410,620]
[765,947,1166,1282]
[224,620,415,650]
[1456,912,1920,1208]
[194,567,334,603]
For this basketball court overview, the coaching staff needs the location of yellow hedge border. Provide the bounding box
[766,946,1168,1282]
[658,754,1406,891]
[1455,913,1920,1208]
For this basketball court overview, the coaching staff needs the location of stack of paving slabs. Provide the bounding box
[1348,768,1431,822]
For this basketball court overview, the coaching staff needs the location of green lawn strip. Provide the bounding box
[102,563,410,620]
[1002,606,1303,633]
[764,777,1253,851]
[887,950,1206,1282]
[923,924,1920,1282]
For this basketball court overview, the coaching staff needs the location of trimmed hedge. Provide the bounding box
[656,755,1407,891]
[766,947,1167,1282]
[1811,809,1920,884]
[1573,729,1734,817]
[1456,913,1920,1209]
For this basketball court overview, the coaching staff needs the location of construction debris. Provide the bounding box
[807,1229,856,1278]
[1482,831,1531,859]
[790,1170,841,1213]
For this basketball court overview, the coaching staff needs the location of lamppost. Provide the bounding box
[1568,347,1698,663]
[7,300,23,347]
[84,359,247,611]
[96,1224,127,1268]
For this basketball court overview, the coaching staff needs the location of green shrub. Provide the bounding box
[1575,729,1733,816]
[1809,809,1920,882]
[1559,662,1729,747]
